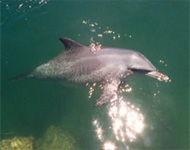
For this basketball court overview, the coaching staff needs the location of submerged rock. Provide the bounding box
[0,136,34,150]
[35,126,76,150]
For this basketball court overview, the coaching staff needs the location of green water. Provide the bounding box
[1,0,189,150]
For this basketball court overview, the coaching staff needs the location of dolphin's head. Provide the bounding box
[127,51,169,82]
[128,51,157,72]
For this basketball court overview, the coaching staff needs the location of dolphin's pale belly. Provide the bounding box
[33,56,126,83]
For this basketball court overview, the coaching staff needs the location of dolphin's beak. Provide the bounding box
[146,71,169,82]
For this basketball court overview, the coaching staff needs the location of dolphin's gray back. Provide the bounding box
[96,48,157,71]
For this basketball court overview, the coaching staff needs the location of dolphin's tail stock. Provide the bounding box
[9,70,33,81]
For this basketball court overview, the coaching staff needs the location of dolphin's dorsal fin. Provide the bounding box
[59,38,83,50]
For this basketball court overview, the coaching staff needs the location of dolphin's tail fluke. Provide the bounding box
[9,71,33,81]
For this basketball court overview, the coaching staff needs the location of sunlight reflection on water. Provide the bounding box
[93,95,145,150]
[108,97,144,142]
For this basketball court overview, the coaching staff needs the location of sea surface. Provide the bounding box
[1,0,189,150]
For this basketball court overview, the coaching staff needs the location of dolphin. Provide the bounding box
[11,38,169,106]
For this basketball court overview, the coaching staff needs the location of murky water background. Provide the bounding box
[1,0,189,149]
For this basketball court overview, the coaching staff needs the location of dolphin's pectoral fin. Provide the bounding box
[94,79,120,106]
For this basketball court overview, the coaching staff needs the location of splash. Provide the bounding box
[86,82,97,99]
[93,119,103,140]
[159,59,171,82]
[2,0,49,23]
[81,20,122,42]
[81,20,133,48]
